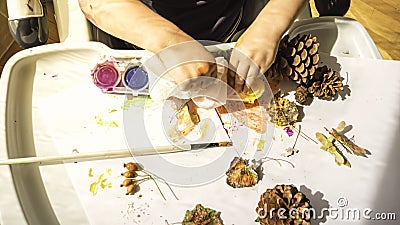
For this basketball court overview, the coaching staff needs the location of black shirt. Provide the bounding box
[151,0,244,41]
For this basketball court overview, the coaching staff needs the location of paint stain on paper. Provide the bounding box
[94,115,119,128]
[121,96,155,110]
[108,109,118,113]
[89,168,113,196]
[122,201,151,224]
[256,139,266,150]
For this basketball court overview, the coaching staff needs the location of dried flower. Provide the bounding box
[284,126,294,137]
[281,147,299,157]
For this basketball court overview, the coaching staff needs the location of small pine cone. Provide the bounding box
[308,66,344,99]
[256,184,312,225]
[267,91,298,127]
[295,85,309,104]
[265,34,320,86]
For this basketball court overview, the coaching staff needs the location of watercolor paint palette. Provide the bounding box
[91,55,150,95]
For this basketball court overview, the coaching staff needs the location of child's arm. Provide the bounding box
[231,0,307,92]
[78,0,215,85]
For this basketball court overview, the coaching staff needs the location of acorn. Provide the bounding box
[120,179,132,187]
[121,171,137,178]
[126,184,137,195]
[123,162,138,171]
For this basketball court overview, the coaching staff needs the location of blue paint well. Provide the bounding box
[124,66,148,90]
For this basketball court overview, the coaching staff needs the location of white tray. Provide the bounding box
[1,42,400,225]
[288,17,382,59]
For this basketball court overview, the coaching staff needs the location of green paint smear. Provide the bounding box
[256,139,266,150]
[121,96,156,110]
[200,120,210,139]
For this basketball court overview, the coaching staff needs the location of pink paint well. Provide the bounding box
[92,61,121,90]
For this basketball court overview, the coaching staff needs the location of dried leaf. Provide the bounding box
[316,132,351,167]
[325,121,367,156]
[336,121,346,131]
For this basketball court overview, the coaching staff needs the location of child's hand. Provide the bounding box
[154,41,217,91]
[229,32,278,95]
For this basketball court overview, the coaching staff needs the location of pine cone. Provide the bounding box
[267,91,298,127]
[256,184,312,225]
[266,34,320,86]
[294,85,309,104]
[308,66,344,99]
[183,204,223,225]
[226,157,259,188]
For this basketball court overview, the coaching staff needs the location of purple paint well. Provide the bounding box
[124,66,148,90]
[92,61,121,90]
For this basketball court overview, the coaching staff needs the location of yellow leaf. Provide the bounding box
[333,152,345,165]
[336,121,346,132]
[316,132,329,146]
[316,132,351,167]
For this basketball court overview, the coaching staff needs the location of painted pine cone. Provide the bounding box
[256,184,312,225]
[226,157,259,188]
[308,66,344,99]
[183,204,223,225]
[267,91,299,127]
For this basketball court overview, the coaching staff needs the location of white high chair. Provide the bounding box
[0,1,385,225]
[52,0,92,42]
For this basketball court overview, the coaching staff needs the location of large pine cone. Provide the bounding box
[308,66,344,99]
[256,184,312,225]
[266,34,320,86]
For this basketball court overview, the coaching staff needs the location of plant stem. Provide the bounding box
[293,126,318,144]
[265,157,295,168]
[292,125,301,149]
[142,170,166,200]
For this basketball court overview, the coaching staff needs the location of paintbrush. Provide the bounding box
[0,142,231,165]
